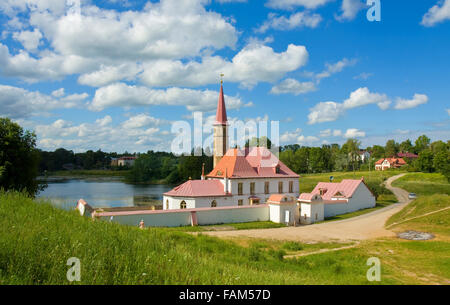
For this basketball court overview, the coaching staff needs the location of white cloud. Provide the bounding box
[51,88,65,97]
[447,109,450,116]
[308,101,345,125]
[316,58,357,81]
[270,78,316,95]
[308,87,391,124]
[256,11,322,33]
[422,0,450,27]
[394,94,429,110]
[335,0,366,21]
[281,128,302,143]
[95,115,112,127]
[90,82,246,112]
[344,128,365,138]
[12,28,42,52]
[0,84,86,118]
[266,0,333,10]
[121,114,166,129]
[78,63,143,87]
[139,43,308,88]
[342,87,391,109]
[333,129,343,137]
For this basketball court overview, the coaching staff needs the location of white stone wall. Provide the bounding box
[163,196,232,210]
[323,183,376,218]
[300,203,324,224]
[269,203,298,225]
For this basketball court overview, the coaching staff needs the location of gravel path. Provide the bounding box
[202,174,411,243]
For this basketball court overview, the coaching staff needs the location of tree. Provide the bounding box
[433,150,450,182]
[414,134,431,153]
[0,118,40,195]
[416,149,434,173]
[342,139,361,172]
[385,139,398,157]
[370,145,385,159]
[399,139,413,153]
[245,136,272,149]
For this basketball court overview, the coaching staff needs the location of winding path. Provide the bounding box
[203,174,411,243]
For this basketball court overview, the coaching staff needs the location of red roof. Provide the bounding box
[309,179,370,201]
[163,180,229,197]
[206,147,299,179]
[397,152,418,158]
[375,158,407,166]
[215,82,227,125]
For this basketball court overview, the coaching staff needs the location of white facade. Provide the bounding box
[323,183,376,218]
[300,202,324,224]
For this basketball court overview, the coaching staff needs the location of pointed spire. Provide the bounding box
[215,77,227,125]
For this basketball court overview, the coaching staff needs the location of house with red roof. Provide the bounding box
[163,82,299,211]
[298,178,376,223]
[375,157,407,171]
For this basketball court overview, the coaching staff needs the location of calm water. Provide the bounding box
[38,177,174,210]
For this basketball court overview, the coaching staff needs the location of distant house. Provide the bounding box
[117,156,136,167]
[375,158,407,171]
[397,152,418,160]
[357,150,371,162]
[298,178,376,223]
[110,158,119,167]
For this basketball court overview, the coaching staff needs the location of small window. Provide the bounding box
[289,181,294,193]
[278,181,283,194]
[315,213,318,220]
[211,200,217,208]
[180,201,187,209]
[250,182,255,195]
[238,199,243,206]
[264,181,269,194]
[166,200,169,210]
[238,183,243,195]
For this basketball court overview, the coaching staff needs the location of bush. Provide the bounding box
[365,180,393,200]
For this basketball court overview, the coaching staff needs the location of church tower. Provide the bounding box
[213,79,228,168]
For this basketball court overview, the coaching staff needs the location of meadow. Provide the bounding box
[1,171,448,285]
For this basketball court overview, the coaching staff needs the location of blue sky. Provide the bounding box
[0,0,449,153]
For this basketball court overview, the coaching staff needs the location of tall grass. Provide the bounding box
[0,191,392,285]
[391,173,450,195]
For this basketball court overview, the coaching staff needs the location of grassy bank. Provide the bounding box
[391,172,450,195]
[0,191,400,285]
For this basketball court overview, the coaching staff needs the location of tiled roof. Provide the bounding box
[207,147,299,179]
[309,179,369,201]
[163,180,228,197]
[375,158,407,166]
[397,152,418,158]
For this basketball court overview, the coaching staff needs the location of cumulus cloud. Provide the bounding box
[90,82,247,112]
[256,11,322,33]
[12,28,42,52]
[394,94,429,110]
[0,84,87,118]
[266,0,333,10]
[335,0,366,21]
[78,63,143,87]
[308,101,345,125]
[422,0,450,27]
[344,128,365,138]
[280,128,319,145]
[315,58,357,82]
[270,78,316,95]
[139,43,308,88]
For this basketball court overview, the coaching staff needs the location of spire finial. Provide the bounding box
[220,73,224,84]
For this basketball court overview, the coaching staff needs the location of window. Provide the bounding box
[278,181,283,193]
[250,182,255,195]
[166,200,169,210]
[289,181,294,193]
[180,201,187,209]
[238,183,243,195]
[264,181,269,194]
[238,199,243,206]
[211,200,217,208]
[275,165,280,173]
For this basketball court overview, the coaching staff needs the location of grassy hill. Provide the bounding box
[0,191,396,285]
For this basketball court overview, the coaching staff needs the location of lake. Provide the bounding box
[38,177,174,210]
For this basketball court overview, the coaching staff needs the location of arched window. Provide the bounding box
[211,200,217,208]
[180,201,187,209]
[165,200,169,210]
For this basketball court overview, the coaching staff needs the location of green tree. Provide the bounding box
[370,145,385,159]
[0,118,40,195]
[414,134,431,153]
[416,149,434,173]
[342,138,361,172]
[433,150,450,182]
[385,139,398,157]
[399,139,413,153]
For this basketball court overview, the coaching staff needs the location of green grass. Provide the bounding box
[391,173,450,196]
[2,191,401,285]
[149,221,286,232]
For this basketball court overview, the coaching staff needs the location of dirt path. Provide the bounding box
[202,174,411,243]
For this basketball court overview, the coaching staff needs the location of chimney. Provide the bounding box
[201,163,205,180]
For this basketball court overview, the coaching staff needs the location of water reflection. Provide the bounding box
[37,177,174,211]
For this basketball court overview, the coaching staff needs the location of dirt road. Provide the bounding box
[203,174,411,243]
